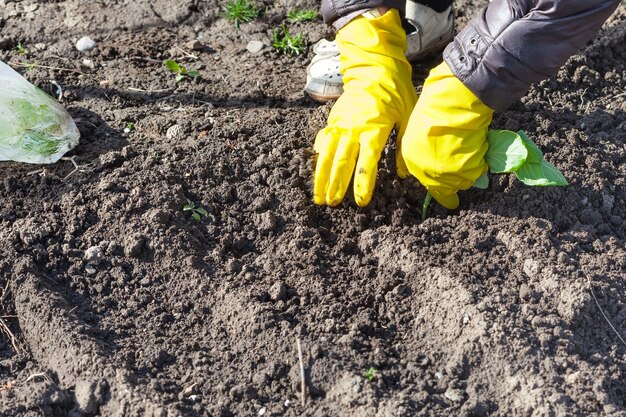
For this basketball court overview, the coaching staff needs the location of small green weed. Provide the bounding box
[163,59,199,82]
[124,122,134,133]
[223,0,260,30]
[364,367,377,382]
[14,42,28,56]
[272,24,305,55]
[183,199,209,222]
[287,9,318,23]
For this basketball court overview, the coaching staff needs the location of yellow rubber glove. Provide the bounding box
[400,61,494,209]
[313,9,417,207]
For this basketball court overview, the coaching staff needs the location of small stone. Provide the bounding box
[185,39,204,51]
[84,246,104,265]
[444,387,465,402]
[81,59,95,69]
[435,372,443,380]
[246,40,264,54]
[166,124,184,140]
[76,36,96,52]
[258,407,266,416]
[269,281,287,301]
[85,264,97,275]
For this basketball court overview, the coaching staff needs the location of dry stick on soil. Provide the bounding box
[126,87,171,93]
[25,372,52,383]
[60,156,94,180]
[174,46,199,60]
[0,279,10,309]
[0,317,23,356]
[8,61,86,75]
[296,337,307,407]
[587,276,626,347]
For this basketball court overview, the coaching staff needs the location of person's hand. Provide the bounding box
[399,61,494,209]
[313,9,417,207]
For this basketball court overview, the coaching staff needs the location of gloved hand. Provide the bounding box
[313,9,417,207]
[399,61,494,209]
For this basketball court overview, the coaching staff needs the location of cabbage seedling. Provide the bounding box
[484,130,568,187]
[364,367,377,382]
[163,59,199,82]
[183,199,208,222]
[421,130,568,220]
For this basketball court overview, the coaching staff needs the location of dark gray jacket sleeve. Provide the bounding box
[444,0,621,111]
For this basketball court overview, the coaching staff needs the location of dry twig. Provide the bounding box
[175,46,199,60]
[0,317,23,356]
[60,156,94,180]
[296,337,307,407]
[9,61,85,75]
[587,276,626,347]
[25,372,52,383]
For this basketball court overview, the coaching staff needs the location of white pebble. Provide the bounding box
[444,387,465,402]
[247,40,264,54]
[258,407,266,416]
[84,246,104,265]
[85,264,97,275]
[166,124,184,140]
[76,36,97,52]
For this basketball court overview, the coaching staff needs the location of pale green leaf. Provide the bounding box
[473,172,489,189]
[517,130,543,164]
[515,160,568,186]
[485,130,528,173]
[164,59,181,73]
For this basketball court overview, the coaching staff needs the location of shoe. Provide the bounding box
[405,3,454,62]
[304,5,454,102]
[304,39,343,102]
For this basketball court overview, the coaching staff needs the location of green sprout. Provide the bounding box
[124,122,134,133]
[421,192,433,222]
[183,199,208,222]
[14,42,28,56]
[163,59,199,82]
[272,24,305,55]
[421,129,568,221]
[364,367,377,382]
[287,9,318,23]
[223,0,260,30]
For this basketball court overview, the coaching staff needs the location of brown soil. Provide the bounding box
[1,1,625,416]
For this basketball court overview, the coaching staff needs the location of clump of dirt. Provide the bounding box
[1,1,625,416]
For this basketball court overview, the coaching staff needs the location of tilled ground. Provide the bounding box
[0,1,625,416]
